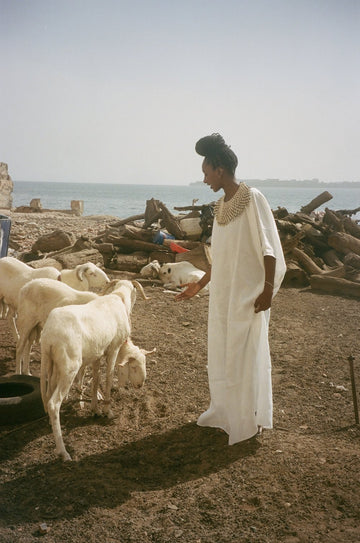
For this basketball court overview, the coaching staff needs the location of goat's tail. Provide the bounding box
[40,343,53,413]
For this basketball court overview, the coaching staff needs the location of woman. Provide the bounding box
[176,134,286,444]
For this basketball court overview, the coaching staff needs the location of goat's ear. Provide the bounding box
[100,279,118,295]
[118,356,129,367]
[118,292,128,307]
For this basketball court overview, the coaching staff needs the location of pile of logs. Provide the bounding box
[274,191,360,297]
[18,190,360,298]
[20,198,213,276]
[94,198,213,273]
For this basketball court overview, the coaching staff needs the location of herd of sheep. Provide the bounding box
[0,256,207,460]
[0,256,153,460]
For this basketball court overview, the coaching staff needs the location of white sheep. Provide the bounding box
[159,261,209,293]
[140,260,161,278]
[15,278,99,374]
[16,278,148,375]
[0,256,60,339]
[58,262,110,291]
[40,281,145,461]
[0,257,110,340]
[101,279,149,316]
[117,339,155,388]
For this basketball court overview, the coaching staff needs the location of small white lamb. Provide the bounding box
[159,261,209,293]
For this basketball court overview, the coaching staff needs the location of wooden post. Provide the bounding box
[30,198,42,210]
[348,355,359,425]
[71,200,84,216]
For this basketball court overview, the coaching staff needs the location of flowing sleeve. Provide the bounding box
[251,188,287,295]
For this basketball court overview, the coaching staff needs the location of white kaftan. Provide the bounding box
[197,187,286,444]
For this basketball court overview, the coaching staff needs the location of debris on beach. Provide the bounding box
[14,197,84,216]
[6,190,360,298]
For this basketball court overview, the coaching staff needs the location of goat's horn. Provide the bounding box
[132,280,150,300]
[141,347,156,355]
[76,263,90,280]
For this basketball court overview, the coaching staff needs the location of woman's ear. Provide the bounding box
[216,167,224,178]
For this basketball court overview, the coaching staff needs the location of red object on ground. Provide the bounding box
[169,242,190,253]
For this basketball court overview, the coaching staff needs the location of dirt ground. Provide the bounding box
[0,213,360,543]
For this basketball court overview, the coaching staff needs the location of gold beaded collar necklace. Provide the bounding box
[214,182,251,226]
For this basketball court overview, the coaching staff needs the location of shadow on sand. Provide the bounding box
[1,421,259,525]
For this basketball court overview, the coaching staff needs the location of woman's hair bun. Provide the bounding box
[195,133,226,157]
[195,133,238,175]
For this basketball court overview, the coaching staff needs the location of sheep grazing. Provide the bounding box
[117,339,155,388]
[40,280,149,460]
[159,261,209,293]
[15,278,148,375]
[0,256,60,339]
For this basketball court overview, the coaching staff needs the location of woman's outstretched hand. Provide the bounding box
[175,282,202,301]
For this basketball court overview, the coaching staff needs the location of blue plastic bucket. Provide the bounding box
[0,215,11,258]
[153,230,175,245]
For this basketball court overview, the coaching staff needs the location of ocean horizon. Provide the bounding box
[11,180,360,220]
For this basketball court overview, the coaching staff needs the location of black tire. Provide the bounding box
[0,374,46,425]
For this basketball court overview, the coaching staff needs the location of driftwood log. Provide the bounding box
[55,248,105,269]
[291,247,323,276]
[310,275,360,297]
[32,230,75,253]
[175,244,212,272]
[107,236,169,254]
[321,249,343,268]
[300,191,333,214]
[110,252,149,273]
[283,260,309,287]
[109,214,145,227]
[327,232,360,256]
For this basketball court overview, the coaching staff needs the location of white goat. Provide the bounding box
[159,261,209,293]
[40,281,146,460]
[16,278,148,375]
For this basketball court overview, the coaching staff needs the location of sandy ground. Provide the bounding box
[0,212,360,543]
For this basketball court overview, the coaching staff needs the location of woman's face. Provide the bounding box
[202,160,224,192]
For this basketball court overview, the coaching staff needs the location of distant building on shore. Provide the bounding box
[190,178,360,188]
[0,163,13,209]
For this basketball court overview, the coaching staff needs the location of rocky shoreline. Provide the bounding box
[1,209,119,255]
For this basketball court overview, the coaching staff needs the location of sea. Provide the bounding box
[11,181,360,220]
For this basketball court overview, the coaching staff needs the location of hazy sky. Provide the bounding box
[1,0,359,184]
